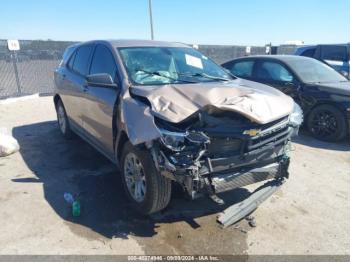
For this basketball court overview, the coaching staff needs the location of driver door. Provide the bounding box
[254,60,299,99]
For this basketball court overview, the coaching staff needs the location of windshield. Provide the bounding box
[287,58,347,84]
[118,47,233,85]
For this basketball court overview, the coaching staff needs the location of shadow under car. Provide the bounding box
[12,121,252,239]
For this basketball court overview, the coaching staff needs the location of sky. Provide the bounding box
[1,0,349,45]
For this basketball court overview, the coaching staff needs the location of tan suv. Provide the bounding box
[54,40,303,219]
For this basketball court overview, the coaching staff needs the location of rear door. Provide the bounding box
[81,44,120,157]
[59,44,94,129]
[253,59,299,99]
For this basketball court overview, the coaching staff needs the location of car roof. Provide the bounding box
[226,55,317,64]
[72,39,191,49]
[299,43,349,47]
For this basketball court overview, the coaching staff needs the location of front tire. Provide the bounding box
[120,142,172,215]
[56,100,73,139]
[307,104,347,142]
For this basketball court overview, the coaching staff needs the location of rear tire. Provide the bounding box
[56,99,73,139]
[307,104,347,142]
[120,142,172,215]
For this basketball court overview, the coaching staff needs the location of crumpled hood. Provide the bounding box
[130,78,294,124]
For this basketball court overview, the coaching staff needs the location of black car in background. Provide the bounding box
[295,44,350,79]
[222,55,350,142]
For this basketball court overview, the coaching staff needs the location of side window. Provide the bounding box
[300,48,316,58]
[256,61,294,82]
[321,46,348,62]
[90,45,117,79]
[229,61,254,77]
[62,47,74,63]
[72,45,94,76]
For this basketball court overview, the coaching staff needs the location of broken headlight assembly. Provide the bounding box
[289,102,303,127]
[159,128,188,152]
[158,128,210,152]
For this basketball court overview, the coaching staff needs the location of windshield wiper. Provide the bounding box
[135,69,197,84]
[176,72,230,82]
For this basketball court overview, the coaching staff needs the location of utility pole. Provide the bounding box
[148,0,154,40]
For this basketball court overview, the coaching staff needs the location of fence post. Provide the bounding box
[12,51,21,95]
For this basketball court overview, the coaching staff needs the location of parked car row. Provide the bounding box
[53,39,348,218]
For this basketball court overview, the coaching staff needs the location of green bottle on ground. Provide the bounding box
[72,200,81,217]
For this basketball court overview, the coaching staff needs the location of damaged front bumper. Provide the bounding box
[150,116,296,200]
[217,178,285,228]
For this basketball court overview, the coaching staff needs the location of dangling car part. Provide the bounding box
[217,179,285,228]
[54,40,303,215]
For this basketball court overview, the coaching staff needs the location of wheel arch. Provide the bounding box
[53,94,61,108]
[306,101,348,121]
[115,130,129,163]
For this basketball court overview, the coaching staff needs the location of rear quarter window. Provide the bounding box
[59,46,76,67]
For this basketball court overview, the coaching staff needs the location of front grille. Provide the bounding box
[247,124,291,152]
[207,137,241,158]
[205,118,291,158]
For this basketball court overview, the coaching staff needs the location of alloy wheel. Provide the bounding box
[310,110,338,138]
[124,152,147,203]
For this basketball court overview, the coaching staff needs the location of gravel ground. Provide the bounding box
[0,96,349,255]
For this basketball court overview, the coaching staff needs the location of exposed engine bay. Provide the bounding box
[144,104,302,200]
[119,79,303,201]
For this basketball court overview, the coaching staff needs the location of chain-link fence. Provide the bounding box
[0,39,298,99]
[198,45,297,64]
[0,40,75,99]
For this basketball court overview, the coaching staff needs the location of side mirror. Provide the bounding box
[86,73,118,88]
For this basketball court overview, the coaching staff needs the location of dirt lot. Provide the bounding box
[0,95,349,255]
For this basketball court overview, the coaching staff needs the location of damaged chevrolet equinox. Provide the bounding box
[54,40,303,215]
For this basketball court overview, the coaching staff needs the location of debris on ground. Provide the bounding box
[246,216,257,228]
[233,225,248,234]
[63,192,74,204]
[0,128,20,157]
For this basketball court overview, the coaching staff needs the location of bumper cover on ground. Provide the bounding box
[217,178,285,228]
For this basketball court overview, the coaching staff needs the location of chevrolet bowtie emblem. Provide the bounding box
[243,129,261,137]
